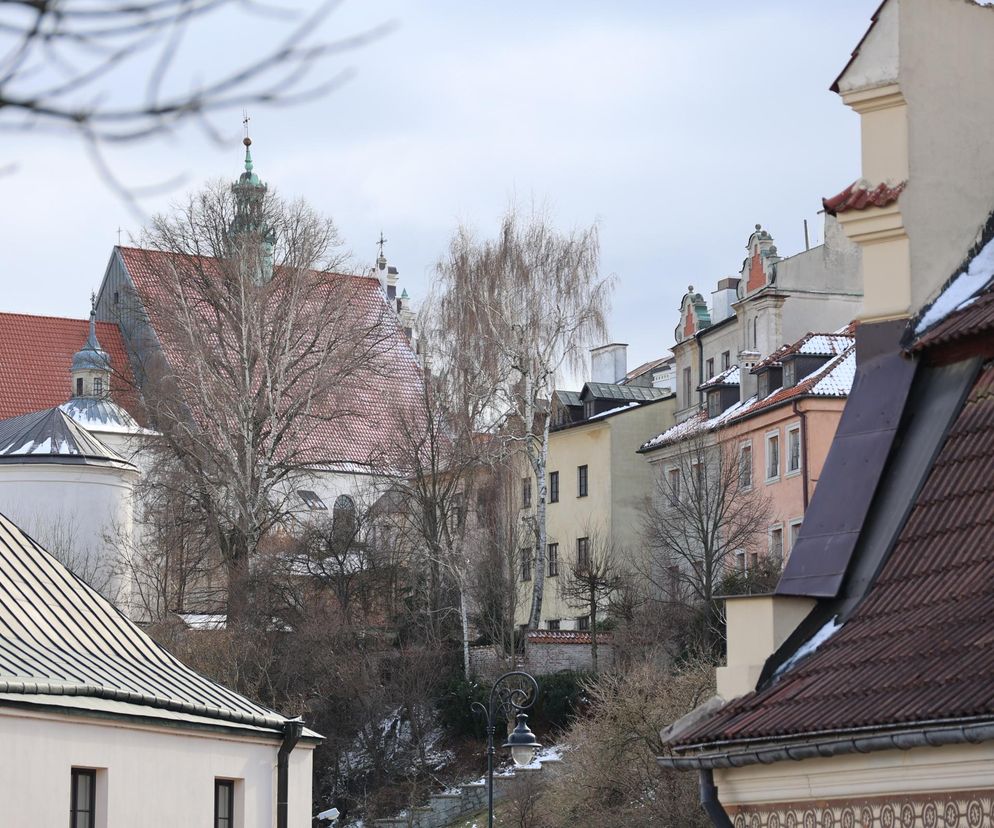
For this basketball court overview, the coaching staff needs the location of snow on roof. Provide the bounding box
[915,233,994,335]
[0,407,133,466]
[640,333,856,452]
[59,397,150,435]
[586,402,639,420]
[699,365,740,390]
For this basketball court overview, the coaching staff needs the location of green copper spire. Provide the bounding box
[230,133,275,282]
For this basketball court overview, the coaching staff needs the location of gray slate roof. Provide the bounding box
[0,512,289,730]
[582,382,671,403]
[0,407,132,466]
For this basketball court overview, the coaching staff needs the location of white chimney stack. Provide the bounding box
[590,343,628,384]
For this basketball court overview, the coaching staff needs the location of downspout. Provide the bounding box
[699,769,734,827]
[792,400,810,509]
[277,718,304,828]
[697,332,705,409]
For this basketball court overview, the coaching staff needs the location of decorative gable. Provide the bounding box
[742,224,780,294]
[675,286,711,342]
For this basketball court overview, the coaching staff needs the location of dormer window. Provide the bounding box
[707,391,721,419]
[783,360,796,388]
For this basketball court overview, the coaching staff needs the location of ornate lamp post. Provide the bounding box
[472,670,542,828]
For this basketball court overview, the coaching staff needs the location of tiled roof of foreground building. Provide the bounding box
[0,313,134,420]
[669,359,994,752]
[0,511,299,732]
[116,246,425,470]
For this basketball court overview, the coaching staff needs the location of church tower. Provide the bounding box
[71,298,111,398]
[229,133,275,282]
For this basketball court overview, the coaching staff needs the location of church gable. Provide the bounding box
[742,224,780,294]
[675,286,711,342]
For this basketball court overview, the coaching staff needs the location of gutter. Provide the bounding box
[277,718,304,828]
[699,769,734,827]
[658,717,994,770]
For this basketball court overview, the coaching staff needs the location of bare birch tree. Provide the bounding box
[432,207,612,629]
[130,180,394,623]
[639,431,773,652]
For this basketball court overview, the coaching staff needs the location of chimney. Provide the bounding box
[830,0,994,323]
[738,349,760,401]
[710,277,741,323]
[590,343,628,384]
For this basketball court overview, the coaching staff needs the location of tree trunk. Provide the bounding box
[528,412,552,629]
[224,544,251,627]
[459,582,471,679]
[590,582,598,675]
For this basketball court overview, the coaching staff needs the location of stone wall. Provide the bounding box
[469,631,614,679]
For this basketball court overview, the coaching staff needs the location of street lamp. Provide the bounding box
[472,670,542,828]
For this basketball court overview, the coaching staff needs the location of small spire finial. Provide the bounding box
[377,231,388,258]
[242,111,253,171]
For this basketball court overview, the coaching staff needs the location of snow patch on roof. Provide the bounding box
[916,235,994,334]
[774,616,842,679]
[587,402,639,420]
[700,365,740,389]
[810,350,856,396]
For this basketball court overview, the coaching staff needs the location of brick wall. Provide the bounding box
[469,632,614,678]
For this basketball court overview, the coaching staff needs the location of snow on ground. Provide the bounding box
[916,234,994,334]
[774,616,842,678]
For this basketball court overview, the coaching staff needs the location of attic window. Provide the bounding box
[707,391,721,419]
[783,360,796,388]
[584,400,595,419]
[297,489,327,510]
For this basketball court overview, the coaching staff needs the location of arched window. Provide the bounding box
[332,494,358,542]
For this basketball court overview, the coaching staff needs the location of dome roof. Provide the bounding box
[71,309,111,374]
[59,397,145,435]
[0,407,134,468]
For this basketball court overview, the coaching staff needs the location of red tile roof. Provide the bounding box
[823,179,906,215]
[118,247,424,469]
[911,288,994,354]
[0,313,135,420]
[672,362,994,748]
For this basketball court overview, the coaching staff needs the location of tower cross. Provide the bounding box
[116,227,122,245]
[377,231,387,257]
[242,110,251,138]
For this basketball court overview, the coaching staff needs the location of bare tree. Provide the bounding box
[432,206,612,629]
[639,431,773,653]
[131,180,394,623]
[0,1,388,204]
[558,531,624,674]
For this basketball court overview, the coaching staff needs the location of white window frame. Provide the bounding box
[665,466,681,504]
[765,429,781,483]
[788,518,803,554]
[738,441,753,491]
[734,548,746,573]
[786,423,802,477]
[769,523,784,563]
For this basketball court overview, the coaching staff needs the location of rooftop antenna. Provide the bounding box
[803,219,810,251]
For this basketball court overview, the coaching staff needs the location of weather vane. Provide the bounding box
[242,109,251,139]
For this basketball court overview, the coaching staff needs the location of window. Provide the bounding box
[297,489,327,510]
[707,391,721,418]
[739,443,753,490]
[667,467,681,504]
[683,367,692,403]
[215,779,234,828]
[577,615,590,632]
[583,400,596,420]
[735,549,746,573]
[76,377,83,396]
[548,543,559,577]
[752,317,758,349]
[113,290,119,305]
[547,619,560,631]
[789,518,803,552]
[706,357,715,379]
[93,377,103,396]
[769,525,784,563]
[522,477,532,508]
[521,548,533,581]
[783,360,796,388]
[721,350,731,370]
[577,464,588,498]
[549,471,559,504]
[333,494,358,540]
[70,769,96,828]
[766,431,780,481]
[577,537,590,570]
[787,424,802,475]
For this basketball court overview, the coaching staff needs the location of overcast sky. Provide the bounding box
[2,1,877,378]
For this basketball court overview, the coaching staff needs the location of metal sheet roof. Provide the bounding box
[0,513,289,731]
[0,407,132,466]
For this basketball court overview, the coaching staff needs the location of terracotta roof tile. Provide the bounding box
[823,179,906,216]
[672,363,994,748]
[0,313,135,420]
[118,247,424,469]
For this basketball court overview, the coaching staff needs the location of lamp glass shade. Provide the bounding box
[511,744,536,767]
